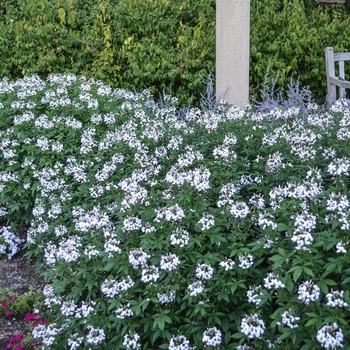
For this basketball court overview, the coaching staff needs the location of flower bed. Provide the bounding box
[0,74,349,349]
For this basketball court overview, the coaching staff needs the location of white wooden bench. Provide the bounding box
[316,0,345,3]
[325,47,350,102]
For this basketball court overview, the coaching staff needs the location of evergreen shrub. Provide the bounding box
[0,0,349,105]
[250,0,350,104]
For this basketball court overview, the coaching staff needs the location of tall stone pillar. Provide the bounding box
[216,0,250,107]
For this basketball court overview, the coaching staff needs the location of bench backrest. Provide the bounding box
[325,47,350,102]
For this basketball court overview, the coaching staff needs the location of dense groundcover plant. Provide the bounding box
[0,74,350,349]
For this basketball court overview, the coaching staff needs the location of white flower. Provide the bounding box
[141,222,156,234]
[195,263,214,280]
[316,323,344,349]
[240,314,265,339]
[202,327,222,348]
[128,248,150,269]
[168,135,183,150]
[104,238,122,256]
[326,290,348,308]
[86,325,105,345]
[198,214,215,231]
[247,285,263,306]
[56,236,82,263]
[230,201,250,218]
[217,182,240,208]
[266,151,285,173]
[336,241,347,254]
[160,253,181,271]
[263,273,285,289]
[176,149,203,167]
[123,332,141,350]
[291,230,314,251]
[123,216,143,232]
[115,303,134,319]
[51,140,64,152]
[188,281,204,297]
[277,311,300,329]
[100,279,119,298]
[236,344,252,350]
[36,135,50,151]
[74,300,96,319]
[297,280,321,304]
[84,245,100,259]
[155,204,185,222]
[290,210,317,251]
[60,300,77,316]
[68,333,84,350]
[326,193,349,212]
[187,167,211,191]
[219,258,235,271]
[213,144,234,160]
[257,211,277,230]
[293,211,316,231]
[238,254,254,269]
[0,226,24,259]
[100,276,134,298]
[249,194,265,209]
[327,157,350,176]
[170,228,190,247]
[169,335,191,350]
[141,265,160,283]
[157,290,176,304]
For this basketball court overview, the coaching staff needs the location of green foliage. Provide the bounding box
[0,0,349,104]
[1,74,350,349]
[250,0,350,103]
[0,0,215,106]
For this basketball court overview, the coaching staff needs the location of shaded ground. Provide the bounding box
[0,247,45,349]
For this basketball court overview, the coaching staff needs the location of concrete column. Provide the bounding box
[216,0,250,107]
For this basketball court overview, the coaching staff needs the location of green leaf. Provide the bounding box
[323,279,337,286]
[305,318,321,327]
[293,267,303,282]
[318,280,328,294]
[277,223,289,232]
[278,329,293,341]
[231,332,245,339]
[341,276,350,285]
[303,267,314,277]
[151,329,161,344]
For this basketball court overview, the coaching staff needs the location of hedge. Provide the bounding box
[0,0,349,105]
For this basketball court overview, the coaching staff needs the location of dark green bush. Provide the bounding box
[250,0,350,103]
[0,0,349,104]
[0,0,215,105]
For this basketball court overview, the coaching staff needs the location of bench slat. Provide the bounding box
[315,0,345,3]
[334,52,350,61]
[329,76,350,89]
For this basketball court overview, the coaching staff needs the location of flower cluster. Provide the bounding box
[316,323,344,349]
[169,335,191,350]
[123,332,141,350]
[297,280,321,304]
[240,314,265,339]
[202,326,222,348]
[0,226,24,259]
[277,311,300,329]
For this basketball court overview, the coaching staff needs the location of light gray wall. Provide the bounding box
[216,0,250,107]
